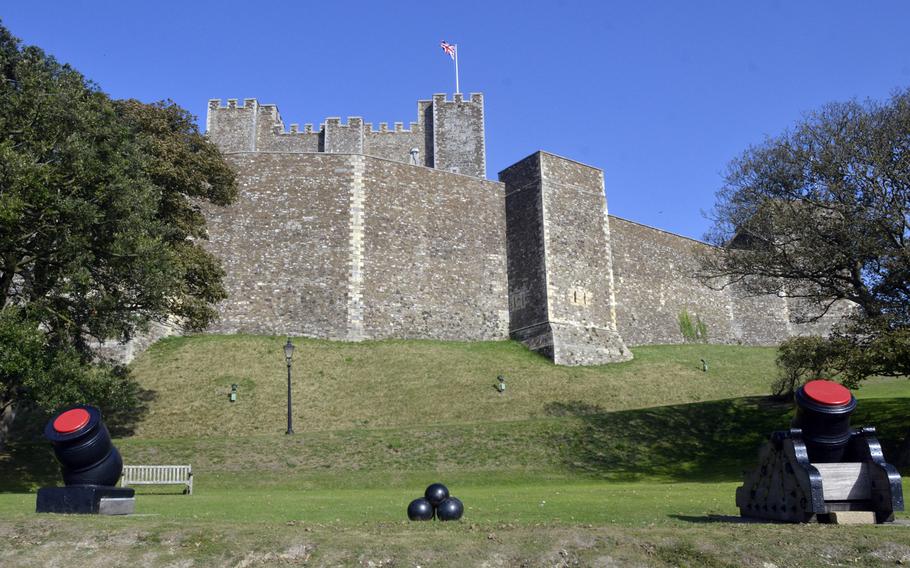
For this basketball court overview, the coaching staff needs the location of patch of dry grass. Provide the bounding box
[0,512,908,567]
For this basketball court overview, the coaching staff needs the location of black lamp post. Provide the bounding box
[283,337,295,435]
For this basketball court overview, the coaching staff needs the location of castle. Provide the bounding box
[196,93,843,366]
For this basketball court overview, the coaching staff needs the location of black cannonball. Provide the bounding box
[436,497,464,521]
[407,497,434,521]
[424,483,449,506]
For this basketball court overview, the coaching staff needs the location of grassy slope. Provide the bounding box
[127,335,781,437]
[2,336,909,566]
[122,335,910,485]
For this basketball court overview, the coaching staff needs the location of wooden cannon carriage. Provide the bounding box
[736,380,903,524]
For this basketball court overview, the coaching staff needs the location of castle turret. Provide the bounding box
[500,152,631,365]
[207,98,259,152]
[324,117,364,154]
[431,93,486,178]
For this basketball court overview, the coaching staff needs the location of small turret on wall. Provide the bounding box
[431,93,486,178]
[206,98,260,153]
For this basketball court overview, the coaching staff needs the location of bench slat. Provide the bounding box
[121,465,193,495]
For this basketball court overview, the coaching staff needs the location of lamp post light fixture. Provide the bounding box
[284,337,295,435]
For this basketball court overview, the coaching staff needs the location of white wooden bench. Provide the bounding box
[120,465,193,495]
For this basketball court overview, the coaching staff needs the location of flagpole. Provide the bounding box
[454,44,460,94]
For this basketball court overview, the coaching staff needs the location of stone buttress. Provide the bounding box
[500,152,631,365]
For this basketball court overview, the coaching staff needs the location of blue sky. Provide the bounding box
[4,1,909,240]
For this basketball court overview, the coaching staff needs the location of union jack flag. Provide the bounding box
[440,41,456,60]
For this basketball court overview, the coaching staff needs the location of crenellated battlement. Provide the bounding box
[208,98,260,110]
[206,93,485,177]
[209,99,424,135]
[365,121,420,133]
[431,92,484,105]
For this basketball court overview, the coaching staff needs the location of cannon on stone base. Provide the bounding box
[36,405,135,515]
[736,380,903,524]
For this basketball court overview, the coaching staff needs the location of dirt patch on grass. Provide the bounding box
[871,541,910,563]
[234,543,314,567]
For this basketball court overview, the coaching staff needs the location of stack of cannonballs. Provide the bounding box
[407,483,464,521]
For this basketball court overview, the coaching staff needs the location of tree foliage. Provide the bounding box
[699,89,910,386]
[772,335,840,398]
[0,22,236,431]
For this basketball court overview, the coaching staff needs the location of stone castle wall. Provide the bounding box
[97,93,846,365]
[200,153,354,338]
[431,93,486,178]
[359,157,507,340]
[199,151,508,342]
[609,216,852,346]
[154,92,846,368]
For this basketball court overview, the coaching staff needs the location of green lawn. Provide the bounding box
[1,338,909,566]
[0,478,738,525]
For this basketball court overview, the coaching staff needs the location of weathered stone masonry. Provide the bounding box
[199,151,508,342]
[190,92,845,367]
[500,152,630,365]
[608,216,852,346]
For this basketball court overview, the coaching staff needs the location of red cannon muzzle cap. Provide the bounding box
[52,408,91,434]
[802,379,853,407]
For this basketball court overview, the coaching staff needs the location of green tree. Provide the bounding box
[698,89,909,377]
[697,89,910,459]
[771,335,840,399]
[0,23,236,442]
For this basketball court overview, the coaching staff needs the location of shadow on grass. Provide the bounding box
[106,385,157,438]
[0,385,156,493]
[547,396,910,482]
[669,514,775,524]
[0,441,58,492]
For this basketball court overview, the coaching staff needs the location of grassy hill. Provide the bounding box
[2,336,909,567]
[127,335,782,437]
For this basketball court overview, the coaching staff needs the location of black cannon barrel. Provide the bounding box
[792,380,856,463]
[44,406,123,487]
